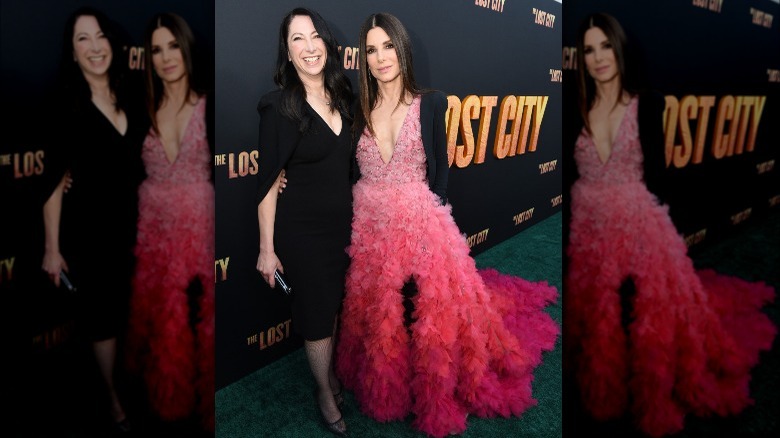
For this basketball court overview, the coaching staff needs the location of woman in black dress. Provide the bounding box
[255,7,353,437]
[41,6,147,433]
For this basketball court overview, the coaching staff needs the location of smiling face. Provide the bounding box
[286,15,327,81]
[365,26,401,85]
[151,26,187,85]
[583,26,619,85]
[72,15,112,80]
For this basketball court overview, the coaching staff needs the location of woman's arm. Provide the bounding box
[42,174,68,287]
[562,93,584,251]
[206,92,216,183]
[639,91,668,205]
[257,182,283,288]
[431,91,449,204]
[255,92,285,288]
[349,95,362,185]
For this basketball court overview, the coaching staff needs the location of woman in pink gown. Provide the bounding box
[336,13,560,438]
[564,13,776,437]
[126,13,215,432]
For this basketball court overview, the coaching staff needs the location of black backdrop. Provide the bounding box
[215,0,563,389]
[0,0,213,367]
[562,0,780,247]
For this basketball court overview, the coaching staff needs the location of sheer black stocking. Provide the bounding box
[305,336,346,435]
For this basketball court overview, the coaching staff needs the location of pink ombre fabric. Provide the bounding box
[127,96,215,431]
[337,95,560,437]
[566,96,776,437]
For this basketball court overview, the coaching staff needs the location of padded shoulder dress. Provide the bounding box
[256,90,353,341]
[53,92,147,342]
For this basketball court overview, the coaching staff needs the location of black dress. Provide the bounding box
[48,92,147,341]
[256,91,353,341]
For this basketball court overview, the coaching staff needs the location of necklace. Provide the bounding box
[310,93,331,107]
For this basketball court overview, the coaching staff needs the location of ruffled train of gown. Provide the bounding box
[566,96,776,437]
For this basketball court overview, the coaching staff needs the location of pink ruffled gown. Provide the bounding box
[127,96,215,430]
[336,95,560,437]
[566,96,776,437]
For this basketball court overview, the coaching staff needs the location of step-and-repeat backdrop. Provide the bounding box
[0,0,213,369]
[563,0,779,248]
[215,0,563,389]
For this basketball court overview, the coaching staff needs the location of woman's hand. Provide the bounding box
[257,250,283,288]
[62,171,73,194]
[42,251,68,288]
[277,169,287,194]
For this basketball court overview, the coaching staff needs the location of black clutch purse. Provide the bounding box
[274,270,292,296]
[60,271,78,293]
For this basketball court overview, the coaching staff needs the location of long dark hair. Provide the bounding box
[143,12,203,135]
[274,7,352,133]
[576,12,637,134]
[355,12,427,138]
[57,6,128,111]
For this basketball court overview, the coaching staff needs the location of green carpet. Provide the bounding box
[564,208,780,437]
[216,213,564,437]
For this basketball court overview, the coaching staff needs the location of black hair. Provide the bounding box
[273,7,353,132]
[57,6,128,111]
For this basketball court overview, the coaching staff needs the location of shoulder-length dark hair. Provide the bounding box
[576,12,637,134]
[274,7,352,133]
[143,12,203,134]
[57,6,128,111]
[355,12,427,138]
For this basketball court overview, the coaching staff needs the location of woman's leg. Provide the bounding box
[305,336,347,434]
[93,337,127,424]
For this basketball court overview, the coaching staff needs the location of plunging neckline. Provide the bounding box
[91,100,128,138]
[161,97,201,166]
[307,102,343,137]
[590,98,632,166]
[375,99,414,165]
